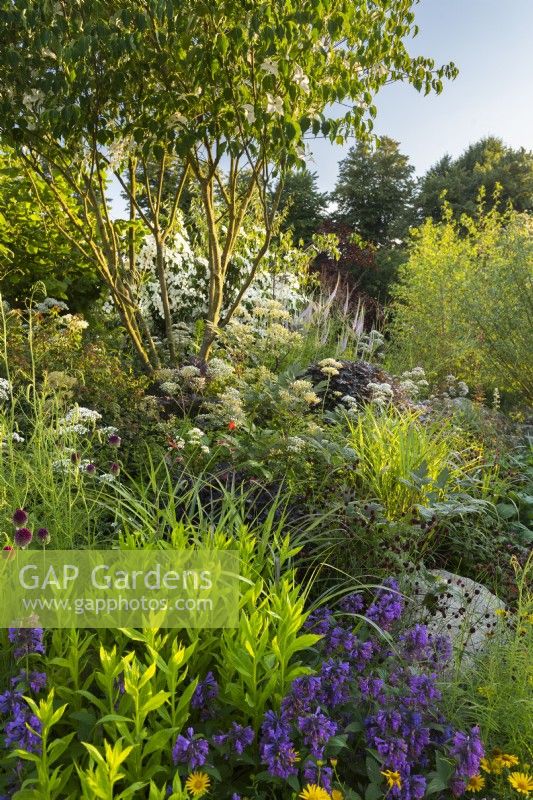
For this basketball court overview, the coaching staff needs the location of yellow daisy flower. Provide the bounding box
[480,757,492,773]
[467,774,485,792]
[381,770,402,789]
[491,756,505,774]
[331,791,344,800]
[509,771,533,795]
[500,754,520,768]
[299,785,331,800]
[185,771,211,798]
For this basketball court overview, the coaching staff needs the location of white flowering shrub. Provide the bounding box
[136,230,210,323]
[122,210,310,341]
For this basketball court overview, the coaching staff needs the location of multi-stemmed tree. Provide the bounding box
[0,0,457,369]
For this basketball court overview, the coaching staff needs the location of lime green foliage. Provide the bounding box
[1,518,316,795]
[0,149,100,311]
[4,628,196,798]
[9,689,73,800]
[346,405,482,519]
[389,202,533,402]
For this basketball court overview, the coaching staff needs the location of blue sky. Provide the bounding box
[110,0,533,212]
[309,0,533,191]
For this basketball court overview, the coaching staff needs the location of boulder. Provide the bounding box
[410,569,507,661]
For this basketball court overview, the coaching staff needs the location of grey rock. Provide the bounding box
[410,569,507,661]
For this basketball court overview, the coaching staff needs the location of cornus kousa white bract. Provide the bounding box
[118,218,308,330]
[136,229,210,323]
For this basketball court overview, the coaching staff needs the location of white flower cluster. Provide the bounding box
[208,358,234,384]
[340,394,358,417]
[35,297,69,313]
[1,428,25,450]
[204,387,246,428]
[399,367,430,400]
[443,375,469,398]
[136,230,209,323]
[318,358,344,377]
[253,298,291,322]
[243,272,307,317]
[186,427,210,455]
[357,329,385,358]
[279,379,320,409]
[157,365,206,395]
[0,377,12,403]
[59,314,89,332]
[57,406,102,435]
[179,365,205,392]
[160,381,179,395]
[286,436,307,453]
[106,136,135,172]
[367,381,395,408]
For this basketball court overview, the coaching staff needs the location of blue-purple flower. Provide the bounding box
[366,578,404,630]
[172,727,209,769]
[8,628,45,659]
[191,671,219,711]
[297,709,337,759]
[259,711,299,779]
[213,722,254,756]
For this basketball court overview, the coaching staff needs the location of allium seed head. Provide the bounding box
[12,508,28,527]
[36,528,50,545]
[14,527,33,548]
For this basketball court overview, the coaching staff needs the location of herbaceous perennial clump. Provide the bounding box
[165,580,484,799]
